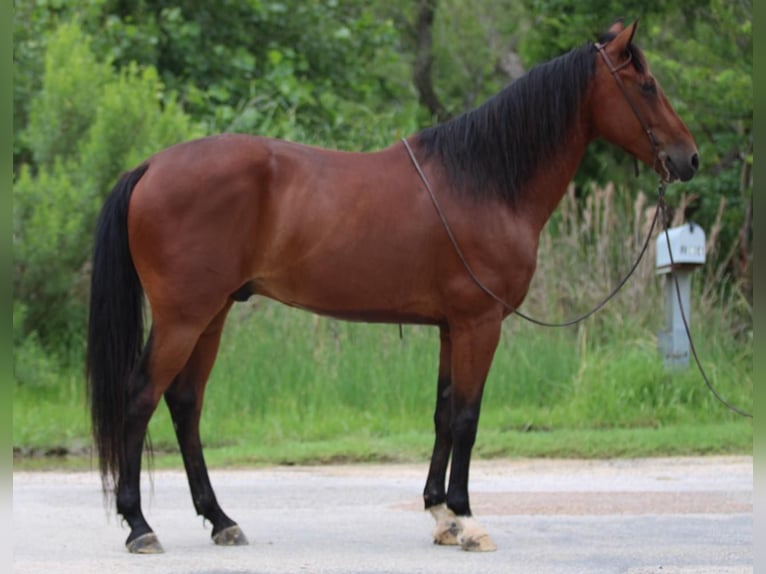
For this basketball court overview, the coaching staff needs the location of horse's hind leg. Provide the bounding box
[116,331,163,553]
[118,325,201,553]
[163,301,248,546]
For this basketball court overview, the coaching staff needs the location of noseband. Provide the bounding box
[594,42,670,181]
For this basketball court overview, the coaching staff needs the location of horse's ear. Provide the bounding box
[606,18,639,55]
[625,18,639,45]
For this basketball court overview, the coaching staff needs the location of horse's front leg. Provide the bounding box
[424,325,461,545]
[443,317,501,552]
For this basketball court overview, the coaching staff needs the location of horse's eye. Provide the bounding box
[641,79,657,95]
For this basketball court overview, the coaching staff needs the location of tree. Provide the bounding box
[13,21,201,354]
[412,0,449,122]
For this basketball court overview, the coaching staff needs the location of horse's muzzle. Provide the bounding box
[663,145,700,182]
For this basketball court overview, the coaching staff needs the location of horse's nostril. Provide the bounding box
[690,153,700,172]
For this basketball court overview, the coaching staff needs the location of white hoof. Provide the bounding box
[456,517,497,552]
[429,503,460,546]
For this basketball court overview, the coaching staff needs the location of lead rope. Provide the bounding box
[401,138,751,418]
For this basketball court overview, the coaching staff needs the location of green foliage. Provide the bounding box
[25,20,112,169]
[645,2,752,287]
[430,0,524,113]
[13,21,200,355]
[12,302,60,390]
[92,0,414,148]
[13,159,89,350]
[78,63,204,197]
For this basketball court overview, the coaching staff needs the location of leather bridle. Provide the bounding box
[594,41,671,182]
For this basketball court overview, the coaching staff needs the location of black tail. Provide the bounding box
[86,164,149,493]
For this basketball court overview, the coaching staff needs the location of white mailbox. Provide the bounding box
[655,222,706,369]
[655,223,706,273]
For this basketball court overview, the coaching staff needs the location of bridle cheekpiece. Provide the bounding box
[594,41,672,182]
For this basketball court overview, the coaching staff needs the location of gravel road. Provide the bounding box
[13,456,752,573]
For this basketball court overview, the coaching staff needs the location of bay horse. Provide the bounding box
[86,19,698,554]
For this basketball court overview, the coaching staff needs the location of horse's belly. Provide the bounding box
[251,248,442,325]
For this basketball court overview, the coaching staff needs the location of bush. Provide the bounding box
[13,21,201,358]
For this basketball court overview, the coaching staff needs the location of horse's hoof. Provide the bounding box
[126,532,164,554]
[429,503,460,546]
[459,532,497,552]
[213,524,249,546]
[457,517,497,552]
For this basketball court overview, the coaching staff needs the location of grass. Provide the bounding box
[12,299,753,470]
[12,183,753,469]
[13,420,752,472]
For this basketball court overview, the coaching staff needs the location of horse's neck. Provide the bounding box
[519,125,591,233]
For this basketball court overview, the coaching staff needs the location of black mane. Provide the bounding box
[417,43,597,205]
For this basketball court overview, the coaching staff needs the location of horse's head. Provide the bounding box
[589,19,699,182]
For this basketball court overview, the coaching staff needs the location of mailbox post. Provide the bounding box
[655,223,706,369]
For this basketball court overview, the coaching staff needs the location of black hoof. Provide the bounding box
[126,531,165,554]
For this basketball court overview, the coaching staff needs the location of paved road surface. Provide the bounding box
[13,456,752,573]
